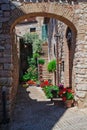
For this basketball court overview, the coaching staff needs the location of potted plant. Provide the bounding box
[59,87,74,107]
[47,59,56,73]
[38,58,45,65]
[42,84,59,99]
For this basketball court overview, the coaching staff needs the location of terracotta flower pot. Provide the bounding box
[65,99,74,108]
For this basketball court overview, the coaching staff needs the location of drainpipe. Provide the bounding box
[2,86,9,124]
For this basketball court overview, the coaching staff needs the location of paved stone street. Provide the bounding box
[3,85,87,130]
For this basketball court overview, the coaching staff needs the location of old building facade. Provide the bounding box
[0,0,87,122]
[48,19,75,88]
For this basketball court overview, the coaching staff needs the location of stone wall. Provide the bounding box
[73,2,87,107]
[0,0,12,122]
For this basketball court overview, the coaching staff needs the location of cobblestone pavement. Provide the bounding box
[5,86,87,130]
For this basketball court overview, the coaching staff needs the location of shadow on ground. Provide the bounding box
[8,85,69,130]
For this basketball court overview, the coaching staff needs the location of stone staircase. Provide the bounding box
[40,43,53,81]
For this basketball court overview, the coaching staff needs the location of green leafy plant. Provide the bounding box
[33,53,40,59]
[21,57,38,82]
[21,33,44,82]
[43,85,59,99]
[38,58,45,65]
[22,73,30,81]
[47,59,56,72]
[33,39,43,54]
[23,33,43,54]
[23,33,38,44]
[21,67,38,82]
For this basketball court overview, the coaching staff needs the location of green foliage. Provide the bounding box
[23,33,38,44]
[22,73,30,82]
[33,53,40,59]
[21,33,44,82]
[23,33,43,54]
[38,58,45,65]
[27,57,36,66]
[47,60,56,72]
[21,57,38,82]
[64,91,74,100]
[22,67,38,82]
[43,85,59,99]
[33,39,43,53]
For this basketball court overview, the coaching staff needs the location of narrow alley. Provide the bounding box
[5,85,87,130]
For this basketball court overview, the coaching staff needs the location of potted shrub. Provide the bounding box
[42,85,59,99]
[38,58,45,65]
[47,59,56,73]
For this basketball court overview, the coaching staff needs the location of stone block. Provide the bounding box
[0,29,3,33]
[0,17,9,22]
[4,63,13,70]
[1,4,10,11]
[0,34,10,39]
[76,91,86,98]
[0,77,13,86]
[4,49,11,55]
[76,84,87,91]
[0,45,5,50]
[5,44,11,49]
[4,11,10,17]
[0,57,11,63]
[0,0,9,3]
[0,23,2,28]
[0,64,3,70]
[0,70,12,77]
[0,10,3,16]
[4,54,11,58]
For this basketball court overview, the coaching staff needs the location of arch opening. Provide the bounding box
[10,12,77,36]
[11,14,77,89]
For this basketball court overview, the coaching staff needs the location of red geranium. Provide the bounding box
[62,96,66,102]
[59,87,74,101]
[40,80,50,88]
[27,80,36,85]
[59,88,67,96]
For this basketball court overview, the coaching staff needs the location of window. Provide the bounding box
[62,61,64,72]
[42,24,48,41]
[30,28,36,33]
[54,44,56,57]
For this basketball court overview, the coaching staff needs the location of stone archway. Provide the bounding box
[9,3,77,33]
[9,2,77,109]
